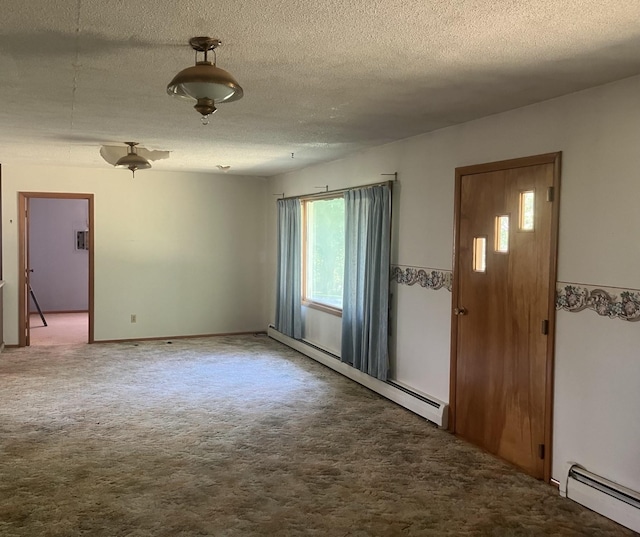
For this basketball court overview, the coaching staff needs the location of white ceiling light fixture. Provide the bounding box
[167,37,244,126]
[115,142,151,177]
[100,145,170,167]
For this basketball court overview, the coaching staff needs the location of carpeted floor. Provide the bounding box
[29,312,88,346]
[0,335,635,536]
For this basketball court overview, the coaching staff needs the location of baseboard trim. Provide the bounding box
[94,331,267,344]
[268,326,448,428]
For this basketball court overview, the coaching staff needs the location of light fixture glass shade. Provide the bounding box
[167,62,243,103]
[167,37,243,124]
[115,142,151,176]
[115,153,151,170]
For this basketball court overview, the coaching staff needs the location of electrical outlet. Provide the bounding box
[130,314,137,323]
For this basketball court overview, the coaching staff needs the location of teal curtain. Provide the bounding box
[341,185,391,380]
[275,198,302,339]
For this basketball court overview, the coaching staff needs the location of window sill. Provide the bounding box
[302,300,343,318]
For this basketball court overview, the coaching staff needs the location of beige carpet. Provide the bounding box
[29,312,88,346]
[0,336,634,536]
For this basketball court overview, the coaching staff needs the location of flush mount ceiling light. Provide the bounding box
[167,37,244,125]
[115,142,151,177]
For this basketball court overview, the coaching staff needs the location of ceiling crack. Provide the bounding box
[69,0,82,148]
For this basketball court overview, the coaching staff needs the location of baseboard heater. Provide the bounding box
[560,463,640,533]
[267,326,447,428]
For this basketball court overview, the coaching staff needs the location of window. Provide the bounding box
[494,215,509,253]
[472,236,487,272]
[303,196,345,313]
[519,190,535,231]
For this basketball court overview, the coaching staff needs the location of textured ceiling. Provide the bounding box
[2,0,640,176]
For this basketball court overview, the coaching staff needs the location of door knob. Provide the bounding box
[454,307,467,316]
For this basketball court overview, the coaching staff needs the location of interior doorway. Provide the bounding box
[18,193,94,346]
[450,153,561,482]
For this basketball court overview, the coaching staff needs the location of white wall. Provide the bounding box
[554,312,640,492]
[29,198,89,312]
[302,306,341,355]
[3,165,269,343]
[266,75,640,491]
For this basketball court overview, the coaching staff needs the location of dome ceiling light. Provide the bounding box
[167,37,244,125]
[115,142,151,177]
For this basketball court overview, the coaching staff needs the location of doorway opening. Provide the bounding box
[18,193,95,346]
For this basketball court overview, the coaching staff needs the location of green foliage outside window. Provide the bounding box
[305,197,344,309]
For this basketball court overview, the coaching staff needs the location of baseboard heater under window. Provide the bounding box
[267,326,448,428]
[561,463,640,533]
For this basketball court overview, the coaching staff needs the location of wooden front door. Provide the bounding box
[450,153,560,480]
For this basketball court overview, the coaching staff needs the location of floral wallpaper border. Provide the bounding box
[391,269,640,322]
[391,266,452,292]
[556,283,640,322]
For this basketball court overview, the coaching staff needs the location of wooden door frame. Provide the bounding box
[449,152,561,482]
[18,192,95,346]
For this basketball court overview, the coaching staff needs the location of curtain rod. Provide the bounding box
[277,177,396,202]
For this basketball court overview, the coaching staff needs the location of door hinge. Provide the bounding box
[546,187,554,202]
[538,444,545,460]
[541,319,549,335]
